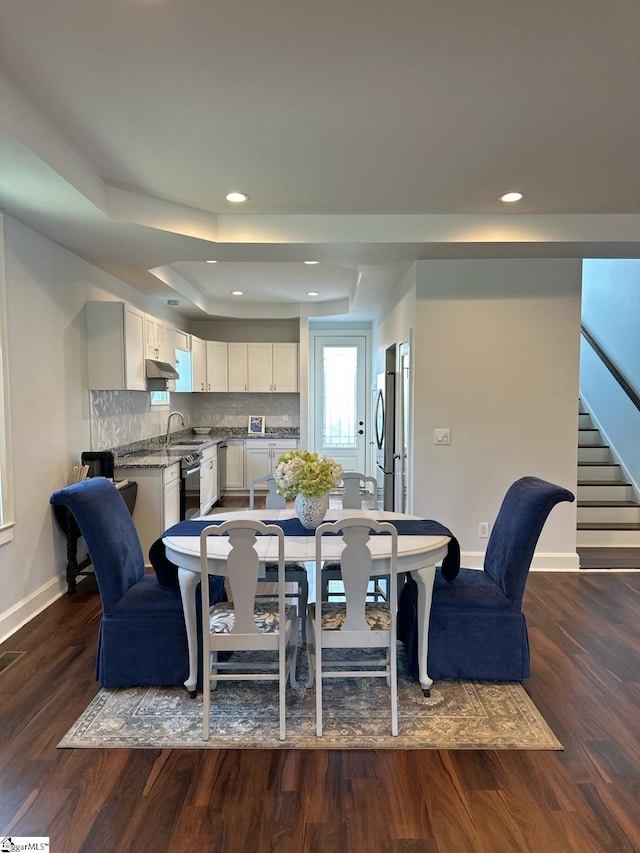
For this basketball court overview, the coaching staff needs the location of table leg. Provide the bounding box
[411,564,436,696]
[178,568,200,695]
[66,521,80,594]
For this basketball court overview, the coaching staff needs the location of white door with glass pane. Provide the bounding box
[313,336,367,473]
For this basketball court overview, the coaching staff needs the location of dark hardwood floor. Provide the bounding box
[1,564,639,851]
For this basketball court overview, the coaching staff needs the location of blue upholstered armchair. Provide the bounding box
[50,477,224,688]
[398,476,575,682]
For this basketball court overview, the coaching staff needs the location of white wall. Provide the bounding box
[376,258,581,569]
[373,265,416,377]
[191,317,300,342]
[0,214,182,641]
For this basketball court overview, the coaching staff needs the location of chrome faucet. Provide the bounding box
[166,411,185,444]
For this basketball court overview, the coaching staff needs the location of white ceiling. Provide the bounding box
[0,0,639,321]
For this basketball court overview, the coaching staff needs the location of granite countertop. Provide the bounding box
[113,427,300,469]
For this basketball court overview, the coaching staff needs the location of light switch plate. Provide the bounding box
[434,428,451,445]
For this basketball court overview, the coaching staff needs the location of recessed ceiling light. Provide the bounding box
[307,291,319,296]
[304,260,319,265]
[499,191,524,203]
[225,192,250,203]
[231,290,244,296]
[206,259,218,264]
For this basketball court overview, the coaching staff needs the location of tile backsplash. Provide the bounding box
[191,393,300,430]
[90,390,299,450]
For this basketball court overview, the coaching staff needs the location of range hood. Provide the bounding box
[145,359,179,381]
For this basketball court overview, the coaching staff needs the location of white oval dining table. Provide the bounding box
[163,508,450,695]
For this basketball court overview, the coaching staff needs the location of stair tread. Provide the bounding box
[577,443,609,449]
[577,522,640,530]
[578,500,640,507]
[578,480,631,486]
[577,547,640,569]
[578,461,621,467]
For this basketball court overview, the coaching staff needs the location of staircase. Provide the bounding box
[577,401,640,567]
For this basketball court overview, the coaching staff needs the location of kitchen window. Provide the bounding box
[0,219,15,545]
[150,390,170,408]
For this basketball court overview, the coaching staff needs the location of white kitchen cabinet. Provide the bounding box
[114,462,181,564]
[247,342,273,392]
[87,301,147,391]
[191,335,207,392]
[174,331,192,393]
[247,343,298,392]
[224,440,246,490]
[272,343,299,391]
[144,313,168,362]
[165,325,177,392]
[245,439,298,488]
[206,341,228,392]
[174,329,190,352]
[163,464,181,528]
[227,342,248,392]
[200,444,218,514]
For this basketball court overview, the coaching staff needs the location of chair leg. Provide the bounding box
[298,574,308,643]
[305,611,315,688]
[390,641,398,737]
[210,650,219,690]
[203,660,210,742]
[289,630,300,689]
[315,626,323,737]
[279,642,286,741]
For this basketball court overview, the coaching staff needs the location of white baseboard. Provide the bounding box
[459,551,580,572]
[0,574,68,645]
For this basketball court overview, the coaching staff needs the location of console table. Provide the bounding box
[54,480,137,592]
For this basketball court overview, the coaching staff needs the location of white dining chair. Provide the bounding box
[249,473,309,638]
[341,471,378,510]
[306,517,399,737]
[200,519,299,741]
[322,472,387,603]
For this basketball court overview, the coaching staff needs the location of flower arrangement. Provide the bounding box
[273,450,343,500]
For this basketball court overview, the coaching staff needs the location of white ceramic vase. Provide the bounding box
[294,492,330,530]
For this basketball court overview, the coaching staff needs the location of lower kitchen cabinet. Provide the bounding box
[245,439,298,489]
[200,444,218,514]
[224,440,246,490]
[114,462,181,563]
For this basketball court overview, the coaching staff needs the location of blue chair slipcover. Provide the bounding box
[398,476,575,682]
[50,477,225,688]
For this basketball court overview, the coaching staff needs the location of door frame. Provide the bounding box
[308,327,372,473]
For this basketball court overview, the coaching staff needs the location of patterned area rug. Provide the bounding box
[59,650,562,750]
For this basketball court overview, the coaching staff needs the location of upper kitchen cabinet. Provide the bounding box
[144,313,168,362]
[87,301,147,391]
[191,335,207,392]
[205,341,228,392]
[174,330,193,392]
[164,325,177,391]
[270,343,298,392]
[227,342,249,392]
[238,342,298,392]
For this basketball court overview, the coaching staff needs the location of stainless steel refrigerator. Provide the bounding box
[375,370,396,511]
